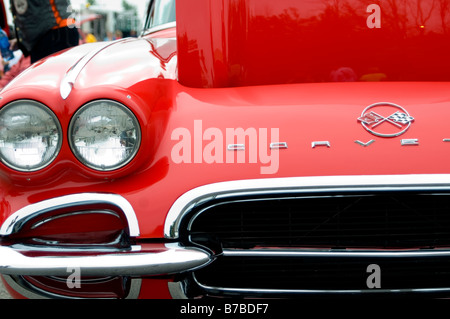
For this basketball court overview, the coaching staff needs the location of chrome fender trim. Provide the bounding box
[60,39,127,100]
[0,243,211,276]
[0,193,140,237]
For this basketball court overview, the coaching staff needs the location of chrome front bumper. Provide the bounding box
[0,193,212,278]
[0,243,211,277]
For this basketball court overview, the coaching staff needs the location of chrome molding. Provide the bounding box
[227,144,245,151]
[168,281,189,299]
[0,193,140,237]
[2,275,142,299]
[60,39,126,100]
[169,248,450,298]
[223,249,450,258]
[355,140,375,147]
[194,277,450,296]
[164,174,450,239]
[311,141,331,148]
[193,249,450,297]
[0,243,211,277]
[401,138,419,146]
[270,142,288,150]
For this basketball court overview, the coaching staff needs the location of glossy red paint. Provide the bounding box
[177,0,450,88]
[1,0,450,299]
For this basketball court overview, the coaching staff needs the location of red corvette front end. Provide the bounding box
[1,0,450,299]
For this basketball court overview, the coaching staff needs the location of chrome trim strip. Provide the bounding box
[311,141,331,148]
[168,281,189,299]
[164,174,450,239]
[0,193,140,237]
[60,39,126,100]
[355,140,375,147]
[270,142,288,149]
[0,243,211,276]
[227,144,245,151]
[171,276,450,298]
[223,249,450,258]
[401,138,419,146]
[3,275,142,299]
[195,278,450,296]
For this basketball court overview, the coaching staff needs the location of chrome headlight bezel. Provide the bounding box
[0,100,62,172]
[68,100,141,171]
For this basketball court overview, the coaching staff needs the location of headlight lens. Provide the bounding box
[0,100,62,172]
[69,100,141,171]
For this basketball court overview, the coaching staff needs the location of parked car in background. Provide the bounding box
[1,0,450,299]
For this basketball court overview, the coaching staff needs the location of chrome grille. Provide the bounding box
[188,193,450,249]
[194,254,450,291]
[182,191,450,296]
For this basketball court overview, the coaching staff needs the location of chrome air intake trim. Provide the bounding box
[0,193,140,237]
[164,174,450,239]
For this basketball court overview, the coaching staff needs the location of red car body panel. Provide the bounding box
[177,0,450,87]
[1,0,450,299]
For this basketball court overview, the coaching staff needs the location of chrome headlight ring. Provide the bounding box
[69,100,141,171]
[0,100,62,172]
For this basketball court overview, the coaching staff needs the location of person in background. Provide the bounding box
[104,31,114,41]
[114,30,123,40]
[0,54,30,90]
[11,0,79,63]
[85,33,97,43]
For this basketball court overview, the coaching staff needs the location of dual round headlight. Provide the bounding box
[69,100,141,171]
[0,99,141,172]
[0,100,62,172]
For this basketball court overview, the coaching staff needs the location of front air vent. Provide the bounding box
[7,204,130,247]
[194,255,450,291]
[187,192,450,250]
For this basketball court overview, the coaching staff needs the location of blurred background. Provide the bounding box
[4,0,150,41]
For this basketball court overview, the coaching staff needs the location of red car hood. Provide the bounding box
[3,36,177,96]
[167,81,450,178]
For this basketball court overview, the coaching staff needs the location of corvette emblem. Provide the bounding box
[358,102,414,137]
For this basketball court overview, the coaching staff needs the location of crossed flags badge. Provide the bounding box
[358,103,415,137]
[358,111,414,128]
